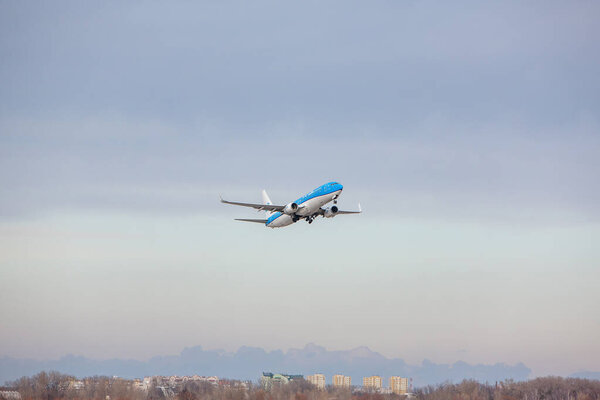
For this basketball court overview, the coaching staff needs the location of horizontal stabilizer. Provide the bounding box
[234,218,267,224]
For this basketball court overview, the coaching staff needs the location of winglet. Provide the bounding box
[358,202,362,213]
[219,194,224,203]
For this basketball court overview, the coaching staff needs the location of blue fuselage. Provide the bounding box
[266,182,343,228]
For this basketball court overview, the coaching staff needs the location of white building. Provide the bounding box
[332,375,352,388]
[363,376,382,390]
[0,391,22,400]
[306,374,326,389]
[389,376,409,395]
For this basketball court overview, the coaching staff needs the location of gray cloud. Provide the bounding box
[1,1,598,126]
[1,114,598,224]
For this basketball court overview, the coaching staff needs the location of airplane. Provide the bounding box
[220,181,361,228]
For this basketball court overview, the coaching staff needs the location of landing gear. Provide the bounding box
[294,215,316,224]
[333,195,338,204]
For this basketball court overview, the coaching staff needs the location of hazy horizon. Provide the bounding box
[1,1,599,380]
[0,342,535,386]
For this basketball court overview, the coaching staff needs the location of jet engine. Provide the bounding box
[324,205,339,218]
[283,202,299,215]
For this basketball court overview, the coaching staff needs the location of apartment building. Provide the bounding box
[389,376,409,395]
[332,374,352,388]
[306,374,326,389]
[362,376,382,390]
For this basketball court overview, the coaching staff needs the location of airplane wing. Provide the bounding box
[235,218,268,223]
[313,203,362,216]
[337,202,362,214]
[220,197,286,212]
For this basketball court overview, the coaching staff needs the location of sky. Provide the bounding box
[0,1,599,378]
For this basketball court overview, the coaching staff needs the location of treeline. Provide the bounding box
[415,377,600,400]
[6,372,354,400]
[5,372,600,400]
[8,372,145,400]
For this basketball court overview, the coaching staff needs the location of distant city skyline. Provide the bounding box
[0,343,534,386]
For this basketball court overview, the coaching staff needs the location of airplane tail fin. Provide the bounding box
[262,189,273,218]
[262,189,272,205]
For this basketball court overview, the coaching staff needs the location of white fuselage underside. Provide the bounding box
[267,189,342,228]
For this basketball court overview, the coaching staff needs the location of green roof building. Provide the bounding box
[261,372,304,390]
